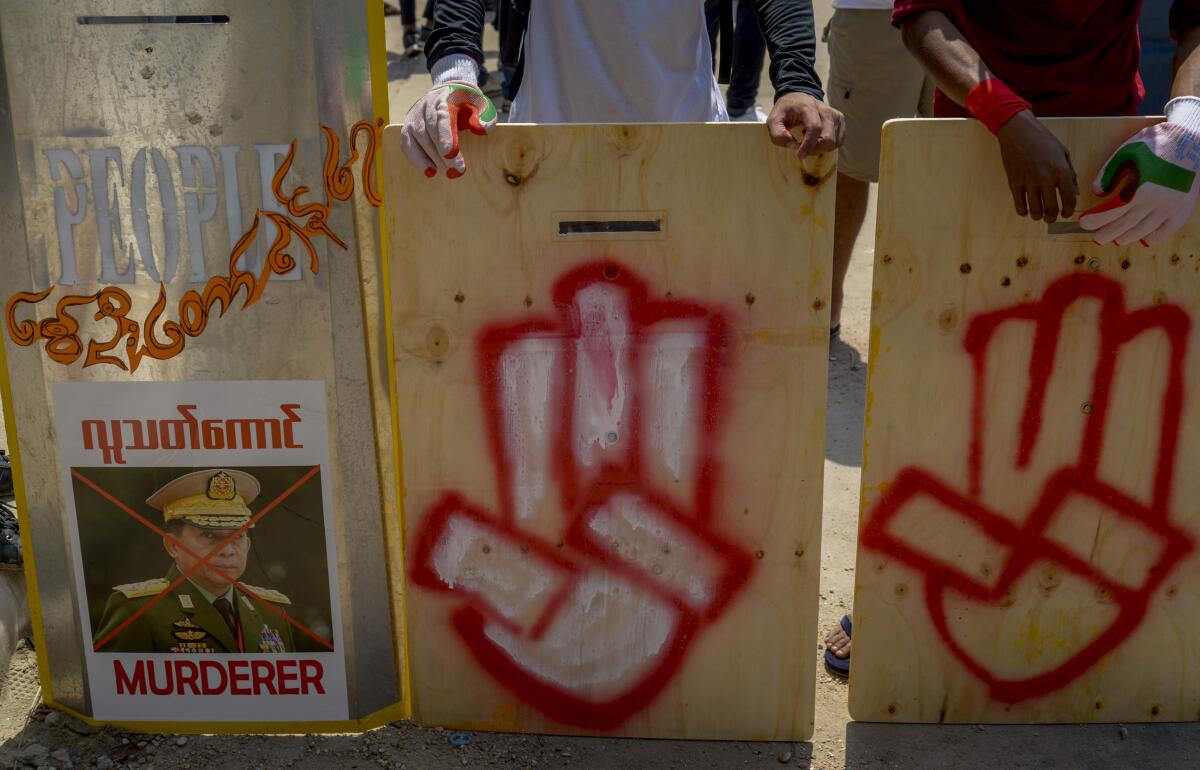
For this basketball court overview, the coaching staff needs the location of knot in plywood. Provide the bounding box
[495,133,543,186]
[397,318,460,362]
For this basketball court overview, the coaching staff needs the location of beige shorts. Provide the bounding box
[827,9,933,183]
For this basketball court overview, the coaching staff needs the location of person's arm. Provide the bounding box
[424,0,486,78]
[899,9,1078,223]
[898,8,989,106]
[1171,3,1200,97]
[754,0,845,159]
[400,0,498,179]
[1077,3,1200,246]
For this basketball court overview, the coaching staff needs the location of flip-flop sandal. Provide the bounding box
[824,614,851,678]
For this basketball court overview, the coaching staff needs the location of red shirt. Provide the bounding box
[891,1,1199,118]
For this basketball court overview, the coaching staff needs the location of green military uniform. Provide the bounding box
[91,468,296,654]
[93,564,295,653]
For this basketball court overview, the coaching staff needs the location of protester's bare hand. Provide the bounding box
[767,92,845,160]
[994,110,1078,222]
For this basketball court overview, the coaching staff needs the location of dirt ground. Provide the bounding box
[2,4,1200,769]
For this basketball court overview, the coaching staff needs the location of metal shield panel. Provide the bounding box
[0,0,401,725]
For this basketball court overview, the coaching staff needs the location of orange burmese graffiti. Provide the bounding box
[4,120,383,372]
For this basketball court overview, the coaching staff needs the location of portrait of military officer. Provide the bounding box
[92,469,295,653]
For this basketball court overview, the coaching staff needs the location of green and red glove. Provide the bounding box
[1079,96,1200,246]
[400,55,498,179]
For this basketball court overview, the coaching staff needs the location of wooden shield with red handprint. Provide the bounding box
[385,124,834,739]
[853,118,1200,723]
[409,263,755,730]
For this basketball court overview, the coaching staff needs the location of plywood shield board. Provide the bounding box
[851,117,1200,723]
[384,124,833,739]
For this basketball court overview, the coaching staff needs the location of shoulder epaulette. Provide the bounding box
[112,578,169,599]
[241,584,291,605]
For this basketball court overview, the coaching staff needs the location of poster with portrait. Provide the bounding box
[53,380,347,722]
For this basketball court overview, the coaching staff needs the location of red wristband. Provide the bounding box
[965,79,1032,134]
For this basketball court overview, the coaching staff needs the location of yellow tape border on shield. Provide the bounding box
[32,698,408,736]
[366,0,416,721]
[0,0,409,733]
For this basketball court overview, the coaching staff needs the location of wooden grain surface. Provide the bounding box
[384,123,833,739]
[851,117,1200,724]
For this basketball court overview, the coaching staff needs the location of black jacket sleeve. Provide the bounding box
[753,0,825,102]
[424,0,824,103]
[1171,0,1200,42]
[425,0,486,69]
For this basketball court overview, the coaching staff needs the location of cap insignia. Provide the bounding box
[207,471,236,501]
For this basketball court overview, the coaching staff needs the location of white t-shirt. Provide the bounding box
[831,1,894,9]
[508,0,728,124]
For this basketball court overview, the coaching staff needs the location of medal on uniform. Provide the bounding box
[173,617,208,642]
[169,641,213,653]
[259,624,284,652]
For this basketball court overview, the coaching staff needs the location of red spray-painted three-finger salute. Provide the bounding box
[408,261,757,729]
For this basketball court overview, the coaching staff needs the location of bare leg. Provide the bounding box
[832,172,870,330]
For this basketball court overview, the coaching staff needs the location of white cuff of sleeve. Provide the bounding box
[430,54,479,88]
[1165,96,1200,133]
